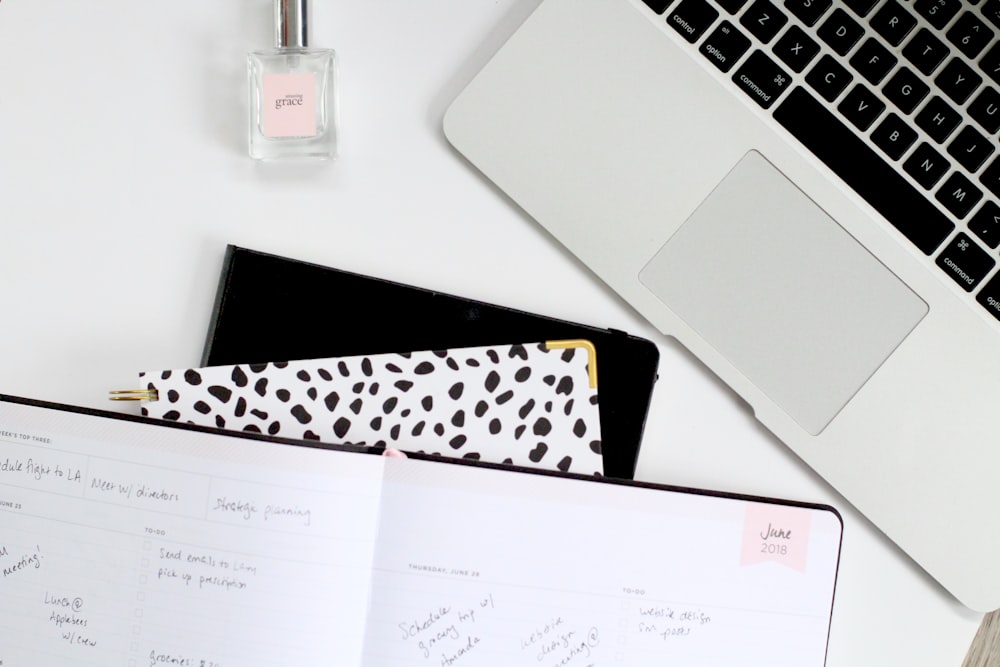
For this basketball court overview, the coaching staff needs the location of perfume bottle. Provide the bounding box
[248,0,337,160]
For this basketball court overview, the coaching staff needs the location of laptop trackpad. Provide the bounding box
[639,151,927,435]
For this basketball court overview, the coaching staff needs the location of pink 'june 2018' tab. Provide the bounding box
[740,501,813,572]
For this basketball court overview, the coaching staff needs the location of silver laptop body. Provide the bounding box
[444,0,1000,610]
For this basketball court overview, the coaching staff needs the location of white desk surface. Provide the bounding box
[0,0,985,664]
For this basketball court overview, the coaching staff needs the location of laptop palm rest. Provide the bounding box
[640,151,927,435]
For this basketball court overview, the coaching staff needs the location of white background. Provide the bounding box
[0,0,983,664]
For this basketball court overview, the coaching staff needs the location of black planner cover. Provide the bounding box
[201,245,659,479]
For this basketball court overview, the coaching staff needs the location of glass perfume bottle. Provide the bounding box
[248,0,337,160]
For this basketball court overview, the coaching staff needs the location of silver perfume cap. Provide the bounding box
[275,0,310,48]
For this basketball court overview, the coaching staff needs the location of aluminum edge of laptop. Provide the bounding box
[443,0,1000,611]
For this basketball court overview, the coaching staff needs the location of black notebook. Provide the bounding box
[202,246,660,479]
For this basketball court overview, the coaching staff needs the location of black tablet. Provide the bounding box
[201,246,660,479]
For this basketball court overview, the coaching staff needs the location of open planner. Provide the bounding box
[0,395,842,666]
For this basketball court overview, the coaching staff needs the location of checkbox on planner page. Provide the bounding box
[135,609,144,618]
[136,592,145,602]
[133,625,141,636]
[143,541,151,551]
[619,617,629,628]
[138,575,147,585]
[141,558,149,567]
[131,642,139,652]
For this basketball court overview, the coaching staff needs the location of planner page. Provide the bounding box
[0,398,385,667]
[0,397,841,667]
[364,458,842,667]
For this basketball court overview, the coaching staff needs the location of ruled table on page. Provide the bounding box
[0,420,384,667]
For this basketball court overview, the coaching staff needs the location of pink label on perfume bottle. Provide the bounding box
[739,502,812,572]
[262,73,317,138]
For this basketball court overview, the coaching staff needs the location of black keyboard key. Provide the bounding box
[668,0,719,42]
[701,21,751,72]
[915,97,961,143]
[872,1,917,46]
[732,50,791,108]
[914,0,961,30]
[872,113,918,159]
[850,38,897,84]
[774,25,820,73]
[935,58,983,105]
[904,142,950,188]
[980,42,1000,86]
[935,173,983,218]
[818,8,864,56]
[842,0,877,17]
[936,233,995,291]
[884,67,930,113]
[740,0,788,43]
[774,87,954,254]
[983,0,1000,29]
[969,87,1000,133]
[838,84,886,130]
[716,0,751,12]
[947,125,995,172]
[978,156,1000,198]
[976,273,1000,322]
[642,0,675,13]
[947,12,994,59]
[969,201,1000,249]
[783,0,831,26]
[902,28,950,75]
[806,54,852,101]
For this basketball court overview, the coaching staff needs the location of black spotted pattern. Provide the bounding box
[208,386,232,403]
[144,340,602,475]
[291,405,312,424]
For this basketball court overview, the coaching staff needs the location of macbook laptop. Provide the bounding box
[444,0,1000,611]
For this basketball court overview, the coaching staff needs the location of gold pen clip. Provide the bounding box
[544,339,598,389]
[108,389,159,402]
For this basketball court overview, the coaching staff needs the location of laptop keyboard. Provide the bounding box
[642,0,1000,322]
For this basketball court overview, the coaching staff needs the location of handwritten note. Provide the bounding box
[0,452,85,494]
[44,591,97,648]
[636,605,712,640]
[153,545,257,593]
[397,593,496,665]
[211,496,313,527]
[147,649,221,667]
[1,544,42,580]
[520,616,600,666]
